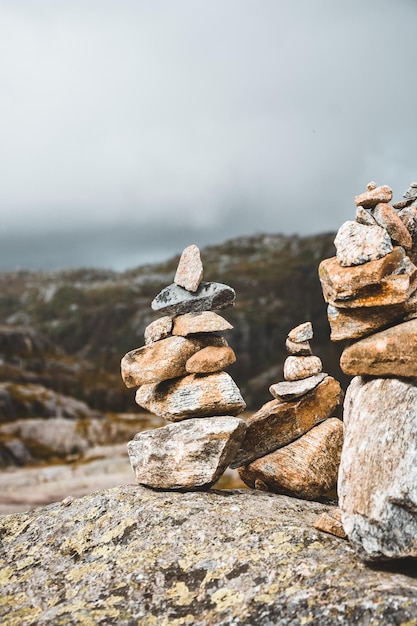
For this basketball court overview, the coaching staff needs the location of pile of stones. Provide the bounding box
[231,322,344,500]
[319,182,417,561]
[121,245,247,491]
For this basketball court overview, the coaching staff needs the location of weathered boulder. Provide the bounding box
[339,376,417,561]
[185,345,236,374]
[172,311,233,336]
[327,301,409,342]
[340,318,417,377]
[373,203,412,249]
[238,418,343,499]
[127,416,246,490]
[231,376,343,468]
[120,336,199,387]
[151,282,236,315]
[1,486,416,625]
[334,221,392,267]
[135,371,246,420]
[283,355,322,381]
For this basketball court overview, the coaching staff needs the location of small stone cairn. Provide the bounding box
[319,182,417,561]
[121,245,247,491]
[231,322,344,500]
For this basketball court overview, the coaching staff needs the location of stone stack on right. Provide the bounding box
[319,181,417,562]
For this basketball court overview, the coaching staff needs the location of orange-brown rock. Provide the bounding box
[172,311,232,336]
[373,203,412,249]
[314,508,347,539]
[287,322,313,343]
[283,355,322,381]
[329,272,417,309]
[327,302,407,342]
[121,336,200,387]
[230,376,343,468]
[185,345,236,374]
[144,316,173,345]
[135,371,246,421]
[354,185,393,208]
[319,247,411,304]
[340,318,417,377]
[238,418,343,500]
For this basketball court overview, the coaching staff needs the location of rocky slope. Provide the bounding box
[1,486,416,625]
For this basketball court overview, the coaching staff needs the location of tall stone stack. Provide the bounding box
[231,322,344,500]
[121,245,247,491]
[319,182,417,561]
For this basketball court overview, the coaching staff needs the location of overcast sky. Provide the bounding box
[1,0,417,271]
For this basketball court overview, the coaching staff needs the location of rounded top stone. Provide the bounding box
[367,181,377,191]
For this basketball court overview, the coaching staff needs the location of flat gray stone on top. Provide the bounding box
[151,282,236,315]
[270,372,328,400]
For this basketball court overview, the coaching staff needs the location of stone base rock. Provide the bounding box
[127,416,246,490]
[339,376,417,561]
[238,418,343,500]
[2,486,417,625]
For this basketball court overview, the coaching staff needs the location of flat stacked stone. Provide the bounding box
[232,322,344,500]
[121,245,247,490]
[319,182,417,561]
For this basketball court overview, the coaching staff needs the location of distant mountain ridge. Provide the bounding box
[0,232,346,412]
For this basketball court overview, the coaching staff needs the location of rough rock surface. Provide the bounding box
[172,311,233,336]
[238,418,343,499]
[327,301,409,341]
[319,247,410,304]
[120,335,199,387]
[269,372,327,400]
[144,316,173,345]
[151,282,236,315]
[231,376,343,468]
[174,244,204,292]
[2,486,416,626]
[354,184,393,208]
[185,345,236,374]
[339,376,417,561]
[287,321,313,343]
[283,355,322,381]
[135,371,246,420]
[373,203,412,249]
[127,416,246,490]
[285,338,312,356]
[340,318,417,377]
[314,508,347,539]
[334,221,393,267]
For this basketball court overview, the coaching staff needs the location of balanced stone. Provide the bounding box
[327,302,407,342]
[185,345,236,374]
[238,418,343,500]
[151,282,236,316]
[287,321,313,343]
[269,372,327,401]
[174,244,203,292]
[144,316,173,345]
[230,376,343,468]
[334,221,393,267]
[354,185,393,208]
[135,371,246,421]
[283,355,322,381]
[339,376,417,560]
[372,203,412,249]
[172,311,232,336]
[121,336,199,387]
[340,318,417,377]
[355,207,377,226]
[319,247,410,304]
[285,338,312,356]
[127,416,246,490]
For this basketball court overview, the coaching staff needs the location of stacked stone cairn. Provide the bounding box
[319,182,417,561]
[231,322,344,500]
[121,245,247,491]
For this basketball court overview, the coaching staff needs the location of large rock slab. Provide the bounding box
[127,416,246,490]
[172,311,232,336]
[231,376,343,468]
[2,487,417,625]
[174,244,203,292]
[327,302,408,341]
[319,247,410,304]
[340,318,417,377]
[120,336,200,387]
[151,281,236,315]
[339,376,417,561]
[334,221,392,267]
[135,371,246,420]
[238,418,343,499]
